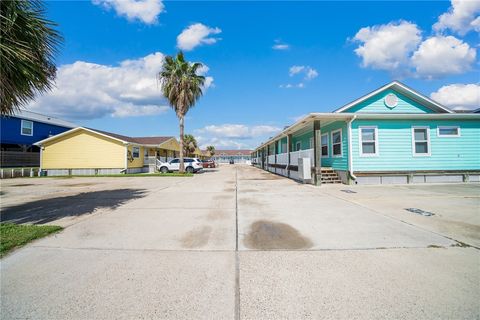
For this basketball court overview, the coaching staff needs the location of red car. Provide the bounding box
[202,159,216,168]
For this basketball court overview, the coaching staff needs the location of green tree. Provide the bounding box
[1,0,62,115]
[159,52,205,173]
[206,145,215,157]
[183,134,198,157]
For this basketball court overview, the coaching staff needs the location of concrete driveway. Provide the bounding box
[1,166,479,319]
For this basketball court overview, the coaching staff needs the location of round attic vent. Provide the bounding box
[384,93,398,108]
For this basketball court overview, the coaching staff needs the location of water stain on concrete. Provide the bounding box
[223,187,235,192]
[214,194,232,200]
[10,183,35,187]
[59,183,98,187]
[180,226,212,248]
[244,220,313,250]
[239,197,264,208]
[241,188,258,193]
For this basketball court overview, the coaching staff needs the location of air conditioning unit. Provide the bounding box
[298,157,312,184]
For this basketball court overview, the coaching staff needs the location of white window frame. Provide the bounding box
[309,137,314,149]
[295,141,301,151]
[412,126,431,157]
[132,146,140,158]
[321,133,329,158]
[359,126,379,157]
[21,120,33,136]
[331,129,343,158]
[437,126,460,137]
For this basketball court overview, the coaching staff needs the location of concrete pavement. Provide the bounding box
[1,165,479,319]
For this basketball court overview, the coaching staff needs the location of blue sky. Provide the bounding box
[30,0,479,149]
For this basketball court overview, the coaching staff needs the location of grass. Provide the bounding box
[0,223,63,257]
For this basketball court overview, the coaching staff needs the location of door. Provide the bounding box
[169,158,180,170]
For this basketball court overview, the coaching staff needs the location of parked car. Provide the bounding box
[202,159,216,168]
[157,157,203,173]
[229,158,234,164]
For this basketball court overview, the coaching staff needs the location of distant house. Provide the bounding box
[35,127,180,175]
[0,110,77,167]
[252,81,480,185]
[213,150,252,163]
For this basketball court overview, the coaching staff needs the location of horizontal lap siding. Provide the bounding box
[351,119,480,171]
[346,89,434,114]
[43,131,125,169]
[127,145,145,168]
[320,121,348,170]
[292,132,312,150]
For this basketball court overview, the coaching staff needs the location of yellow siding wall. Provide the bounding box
[127,145,145,168]
[160,139,180,151]
[42,130,125,169]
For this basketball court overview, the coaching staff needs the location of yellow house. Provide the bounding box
[34,127,180,176]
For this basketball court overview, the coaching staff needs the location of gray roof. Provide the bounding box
[8,110,78,128]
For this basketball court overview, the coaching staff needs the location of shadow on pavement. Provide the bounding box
[0,189,147,225]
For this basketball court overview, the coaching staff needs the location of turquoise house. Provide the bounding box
[252,81,480,185]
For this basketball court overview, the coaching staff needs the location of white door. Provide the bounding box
[169,159,180,170]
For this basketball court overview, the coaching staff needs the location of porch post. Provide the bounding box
[274,141,277,165]
[287,134,292,176]
[313,120,322,186]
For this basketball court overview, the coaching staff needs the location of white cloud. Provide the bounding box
[289,65,305,76]
[433,0,480,35]
[411,35,476,79]
[279,83,304,89]
[282,65,317,88]
[28,52,214,120]
[273,40,290,50]
[197,124,281,139]
[92,0,164,24]
[430,83,480,110]
[353,21,422,71]
[197,136,250,150]
[177,23,222,51]
[196,124,282,150]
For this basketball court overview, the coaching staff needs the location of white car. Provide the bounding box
[157,157,203,174]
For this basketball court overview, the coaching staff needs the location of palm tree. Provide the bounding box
[183,134,198,157]
[1,0,62,115]
[206,145,215,157]
[159,52,205,173]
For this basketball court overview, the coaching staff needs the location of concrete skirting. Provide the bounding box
[43,167,150,176]
[354,172,480,185]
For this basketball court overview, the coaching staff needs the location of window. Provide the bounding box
[170,159,179,164]
[295,142,301,151]
[321,133,329,157]
[309,137,314,149]
[132,146,140,158]
[331,129,342,157]
[412,127,430,156]
[359,126,378,156]
[21,120,33,136]
[438,126,460,137]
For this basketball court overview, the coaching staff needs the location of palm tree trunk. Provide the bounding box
[179,115,185,173]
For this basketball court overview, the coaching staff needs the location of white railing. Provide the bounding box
[144,156,157,165]
[276,153,288,165]
[289,148,314,166]
[267,155,276,163]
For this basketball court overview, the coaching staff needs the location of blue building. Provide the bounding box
[252,81,480,185]
[1,110,77,167]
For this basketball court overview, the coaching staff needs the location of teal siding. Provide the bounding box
[320,121,348,170]
[292,131,313,151]
[351,119,480,171]
[345,89,434,114]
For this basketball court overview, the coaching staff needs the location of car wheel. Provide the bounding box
[160,166,168,173]
[186,166,194,173]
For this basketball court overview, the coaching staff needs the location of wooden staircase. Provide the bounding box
[321,167,342,184]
